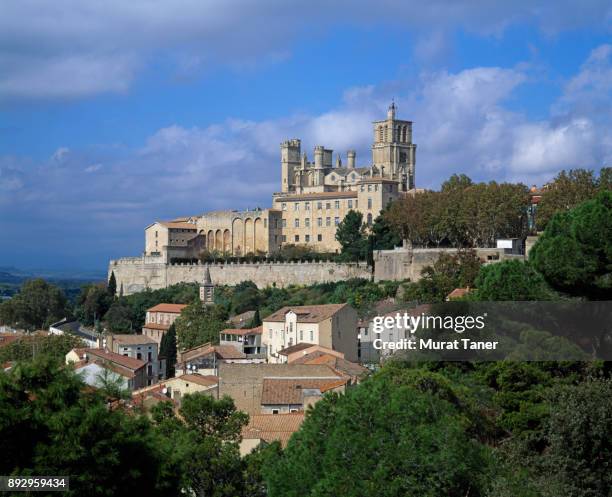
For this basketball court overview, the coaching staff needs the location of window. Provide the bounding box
[269,329,273,339]
[375,184,378,191]
[316,217,322,227]
[272,409,279,415]
[305,234,310,242]
[282,235,287,242]
[305,202,310,210]
[368,184,372,192]
[295,235,300,242]
[137,353,142,360]
[317,234,322,241]
[294,203,299,211]
[294,219,299,228]
[367,213,373,226]
[305,218,310,227]
[317,201,322,210]
[282,219,287,228]
[148,352,152,361]
[368,198,372,209]
[334,200,340,209]
[360,185,364,192]
[326,202,331,209]
[334,217,340,226]
[348,199,353,209]
[155,231,158,238]
[281,202,287,211]
[309,330,314,341]
[326,217,331,227]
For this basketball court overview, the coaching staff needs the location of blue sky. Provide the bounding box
[1,1,611,272]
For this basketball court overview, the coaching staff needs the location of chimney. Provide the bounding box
[347,150,356,169]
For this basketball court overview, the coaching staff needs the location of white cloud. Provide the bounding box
[1,0,610,100]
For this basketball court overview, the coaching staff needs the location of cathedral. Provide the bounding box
[144,103,417,259]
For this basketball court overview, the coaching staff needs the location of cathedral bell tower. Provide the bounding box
[371,102,416,190]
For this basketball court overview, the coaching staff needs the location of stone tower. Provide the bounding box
[199,267,215,306]
[371,102,417,190]
[280,139,301,192]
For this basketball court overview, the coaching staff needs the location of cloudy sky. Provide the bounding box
[1,1,611,271]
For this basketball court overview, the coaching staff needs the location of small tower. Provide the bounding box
[199,267,215,306]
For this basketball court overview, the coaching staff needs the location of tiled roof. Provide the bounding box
[260,378,347,405]
[180,342,246,363]
[111,334,157,345]
[263,303,348,324]
[292,352,369,379]
[179,374,219,387]
[242,413,305,446]
[147,303,188,313]
[446,288,471,300]
[82,348,146,371]
[221,326,262,337]
[277,342,315,356]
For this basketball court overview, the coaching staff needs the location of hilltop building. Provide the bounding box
[142,103,417,259]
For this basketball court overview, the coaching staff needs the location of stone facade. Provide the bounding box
[373,245,524,282]
[137,103,417,259]
[109,258,371,295]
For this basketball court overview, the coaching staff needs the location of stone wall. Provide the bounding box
[108,256,372,295]
[373,246,524,282]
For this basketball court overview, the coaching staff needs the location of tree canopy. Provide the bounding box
[530,190,612,299]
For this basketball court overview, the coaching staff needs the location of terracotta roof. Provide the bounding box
[263,304,348,324]
[111,334,157,345]
[221,326,262,337]
[277,342,315,356]
[292,352,369,379]
[147,303,188,313]
[260,378,347,405]
[0,335,20,348]
[274,191,357,202]
[446,288,470,300]
[242,413,305,446]
[82,348,146,371]
[178,374,219,387]
[179,342,246,363]
[142,322,171,331]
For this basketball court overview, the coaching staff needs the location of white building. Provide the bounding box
[262,303,358,363]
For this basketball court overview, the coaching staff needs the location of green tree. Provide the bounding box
[174,302,227,350]
[474,259,554,301]
[104,300,135,333]
[76,283,112,326]
[335,210,367,261]
[151,393,248,497]
[0,358,179,497]
[264,368,491,497]
[536,168,600,230]
[159,324,177,378]
[107,271,117,297]
[370,203,402,250]
[231,281,262,314]
[3,279,69,330]
[401,250,482,303]
[530,190,612,299]
[249,308,262,328]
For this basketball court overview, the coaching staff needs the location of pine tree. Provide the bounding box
[249,308,262,328]
[160,324,177,378]
[108,271,117,297]
[335,210,367,261]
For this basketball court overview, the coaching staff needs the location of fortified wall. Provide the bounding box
[373,246,523,282]
[108,256,372,295]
